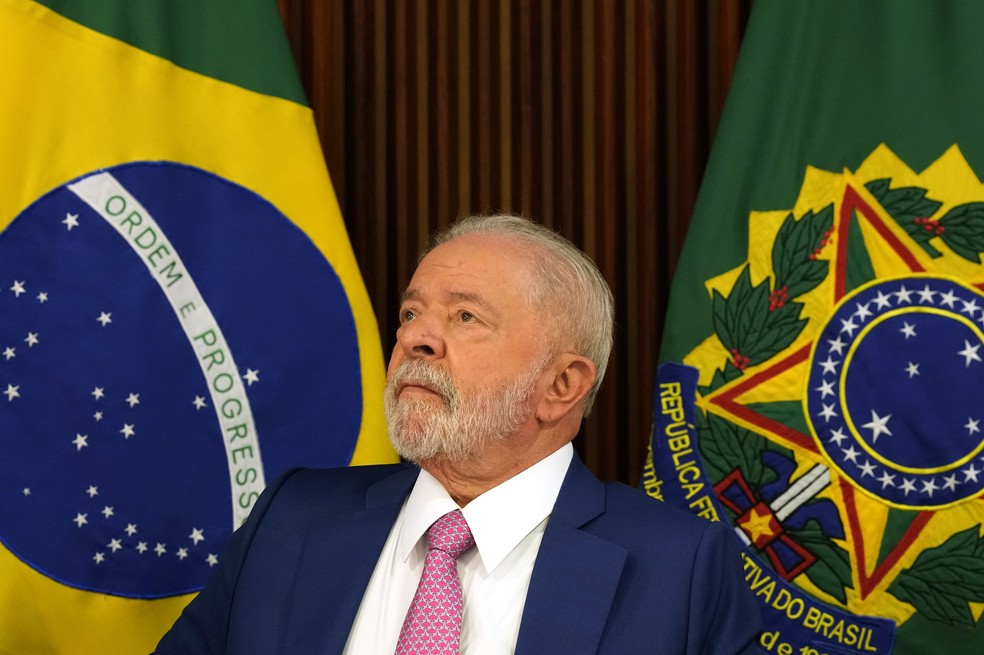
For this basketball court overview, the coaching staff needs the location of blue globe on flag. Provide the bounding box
[0,162,364,598]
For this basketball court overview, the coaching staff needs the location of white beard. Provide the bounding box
[384,357,541,464]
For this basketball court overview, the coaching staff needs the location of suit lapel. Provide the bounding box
[515,455,626,655]
[285,466,419,652]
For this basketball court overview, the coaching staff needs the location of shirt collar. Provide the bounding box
[397,442,574,574]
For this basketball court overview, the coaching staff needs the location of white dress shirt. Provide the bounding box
[342,443,574,655]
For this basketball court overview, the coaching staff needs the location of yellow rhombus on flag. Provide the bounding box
[0,0,396,652]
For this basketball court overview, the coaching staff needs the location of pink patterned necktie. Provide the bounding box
[394,509,475,655]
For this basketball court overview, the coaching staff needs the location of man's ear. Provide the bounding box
[535,354,596,423]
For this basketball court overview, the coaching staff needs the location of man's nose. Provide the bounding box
[396,314,446,360]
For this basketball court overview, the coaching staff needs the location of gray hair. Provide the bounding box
[424,214,614,414]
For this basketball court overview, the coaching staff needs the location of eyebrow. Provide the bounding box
[400,289,500,317]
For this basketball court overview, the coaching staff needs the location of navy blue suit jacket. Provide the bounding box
[154,454,761,654]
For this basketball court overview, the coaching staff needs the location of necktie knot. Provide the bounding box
[427,509,475,559]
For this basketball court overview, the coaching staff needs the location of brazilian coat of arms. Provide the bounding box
[646,145,984,653]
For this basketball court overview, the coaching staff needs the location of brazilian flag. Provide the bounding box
[647,1,984,653]
[0,0,396,652]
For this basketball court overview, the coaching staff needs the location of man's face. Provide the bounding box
[384,233,549,463]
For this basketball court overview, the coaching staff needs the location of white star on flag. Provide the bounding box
[905,361,920,378]
[899,322,916,339]
[4,384,20,401]
[86,485,98,497]
[916,285,936,303]
[958,339,983,367]
[966,418,981,435]
[10,280,25,297]
[243,368,260,386]
[189,527,205,545]
[101,506,114,519]
[24,332,38,347]
[900,478,917,495]
[73,434,88,450]
[120,424,135,439]
[815,379,835,398]
[73,513,88,527]
[36,291,48,303]
[863,410,893,443]
[2,347,14,360]
[92,387,105,399]
[939,290,958,307]
[895,285,914,303]
[154,543,167,557]
[97,311,112,327]
[126,392,140,408]
[828,427,849,446]
[872,290,893,309]
[193,395,207,409]
[854,302,873,321]
[820,356,839,375]
[62,212,80,230]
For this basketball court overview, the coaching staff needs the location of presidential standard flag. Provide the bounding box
[0,0,396,652]
[644,2,984,653]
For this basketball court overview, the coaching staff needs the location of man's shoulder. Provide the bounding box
[592,479,727,544]
[556,454,722,545]
[261,462,417,513]
[282,462,415,486]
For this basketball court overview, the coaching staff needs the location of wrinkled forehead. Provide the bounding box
[408,233,546,316]
[418,233,539,282]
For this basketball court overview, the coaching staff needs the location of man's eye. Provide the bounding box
[460,311,475,323]
[401,309,416,323]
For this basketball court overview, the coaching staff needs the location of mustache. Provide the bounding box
[386,359,459,405]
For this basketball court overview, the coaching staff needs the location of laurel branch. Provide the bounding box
[867,177,984,264]
[888,526,984,627]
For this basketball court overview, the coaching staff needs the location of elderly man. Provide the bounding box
[155,214,761,654]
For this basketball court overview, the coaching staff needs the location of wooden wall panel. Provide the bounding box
[280,0,752,486]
